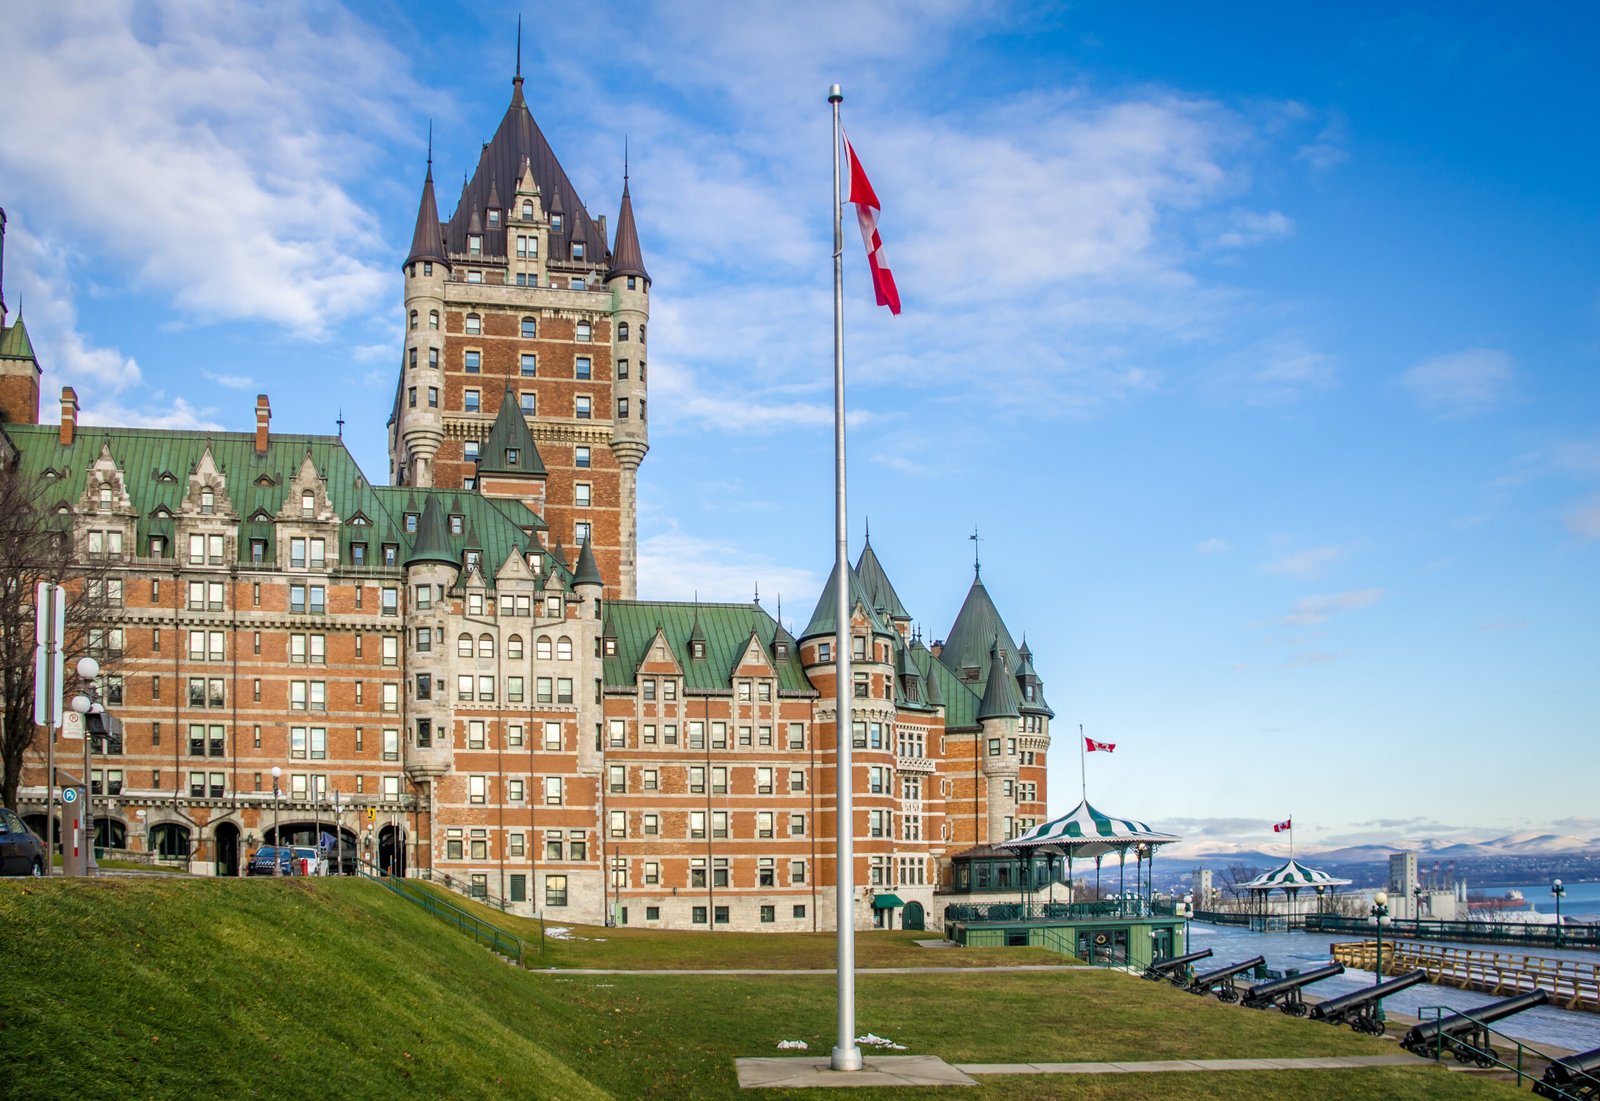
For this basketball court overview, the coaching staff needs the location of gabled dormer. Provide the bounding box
[78,441,136,518]
[277,451,339,526]
[732,628,776,681]
[636,625,684,680]
[182,444,237,520]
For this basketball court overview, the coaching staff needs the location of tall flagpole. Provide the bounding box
[828,82,862,1075]
[1079,723,1087,802]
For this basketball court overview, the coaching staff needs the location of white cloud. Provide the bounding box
[1212,208,1295,249]
[202,370,254,390]
[638,526,821,607]
[1264,544,1347,578]
[1195,537,1231,554]
[1563,493,1600,541]
[1282,587,1384,626]
[0,2,419,338]
[1399,348,1516,418]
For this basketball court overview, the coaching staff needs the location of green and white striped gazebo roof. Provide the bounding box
[997,799,1180,859]
[1243,859,1352,893]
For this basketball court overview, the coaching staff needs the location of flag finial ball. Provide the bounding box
[828,84,842,103]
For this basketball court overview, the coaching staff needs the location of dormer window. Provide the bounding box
[465,314,481,336]
[505,448,519,466]
[404,513,418,534]
[301,491,315,517]
[691,640,706,660]
[551,214,563,232]
[465,551,481,571]
[449,515,464,535]
[521,200,533,218]
[571,242,585,261]
[199,488,213,514]
[468,234,482,256]
[487,210,500,228]
[775,640,789,660]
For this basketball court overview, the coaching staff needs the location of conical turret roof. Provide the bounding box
[854,536,909,621]
[476,385,546,476]
[939,570,1020,685]
[572,536,603,589]
[405,495,458,569]
[976,638,1021,720]
[443,77,606,265]
[607,179,649,283]
[406,162,447,268]
[1015,639,1054,716]
[799,559,893,642]
[0,313,36,360]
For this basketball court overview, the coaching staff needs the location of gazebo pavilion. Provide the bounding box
[942,799,1187,968]
[1243,858,1352,931]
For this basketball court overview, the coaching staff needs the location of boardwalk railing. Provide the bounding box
[1308,913,1600,951]
[1332,940,1600,1013]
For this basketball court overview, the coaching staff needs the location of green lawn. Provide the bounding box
[0,878,1523,1100]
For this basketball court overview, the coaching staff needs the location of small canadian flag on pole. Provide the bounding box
[843,133,902,315]
[1273,818,1293,833]
[1085,737,1116,753]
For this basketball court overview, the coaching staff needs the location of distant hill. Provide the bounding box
[1166,832,1599,868]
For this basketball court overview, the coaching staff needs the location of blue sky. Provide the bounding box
[2,1,1596,856]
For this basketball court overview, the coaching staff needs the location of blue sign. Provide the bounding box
[62,787,79,804]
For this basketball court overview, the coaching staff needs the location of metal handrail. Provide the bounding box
[358,862,528,965]
[1308,913,1600,950]
[944,900,1156,923]
[1415,1004,1580,1098]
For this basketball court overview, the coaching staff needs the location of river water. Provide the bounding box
[1186,920,1600,1053]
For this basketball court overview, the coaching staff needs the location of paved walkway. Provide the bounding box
[735,1053,1423,1089]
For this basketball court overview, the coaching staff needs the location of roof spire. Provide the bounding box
[427,120,433,174]
[624,136,629,183]
[515,13,523,82]
[336,408,345,438]
[970,525,982,577]
[865,516,871,544]
[753,582,760,606]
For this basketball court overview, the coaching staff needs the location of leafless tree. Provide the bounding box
[0,454,120,810]
[1221,863,1263,904]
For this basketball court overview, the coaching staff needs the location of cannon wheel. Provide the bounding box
[1286,1002,1308,1017]
[1355,1017,1385,1036]
[1217,989,1239,1004]
[1475,1048,1497,1069]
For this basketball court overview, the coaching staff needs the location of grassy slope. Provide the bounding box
[0,879,1521,1101]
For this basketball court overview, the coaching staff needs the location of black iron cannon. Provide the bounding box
[1240,963,1345,1015]
[1401,990,1551,1067]
[1309,969,1427,1034]
[1535,1043,1600,1099]
[1143,948,1213,983]
[1187,956,1266,1003]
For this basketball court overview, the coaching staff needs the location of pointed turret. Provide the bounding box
[854,535,909,622]
[405,495,458,569]
[476,384,546,476]
[939,569,1020,687]
[976,638,1021,721]
[572,536,603,590]
[608,178,649,284]
[0,311,35,360]
[405,160,447,268]
[1015,639,1054,716]
[799,559,891,643]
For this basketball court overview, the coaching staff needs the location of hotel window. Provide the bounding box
[556,677,573,704]
[575,356,591,380]
[574,522,590,545]
[788,723,806,749]
[543,721,562,750]
[790,769,806,792]
[575,395,591,419]
[690,812,706,840]
[428,386,439,407]
[464,349,481,372]
[757,812,774,839]
[520,392,536,415]
[642,768,658,791]
[469,775,487,804]
[574,483,591,508]
[757,767,774,795]
[789,814,806,836]
[464,389,480,413]
[467,720,486,749]
[689,766,705,795]
[520,353,537,377]
[428,310,439,330]
[544,776,563,805]
[617,359,628,379]
[574,446,590,468]
[617,397,628,419]
[544,875,568,907]
[468,236,482,258]
[608,810,625,839]
[467,270,482,283]
[508,634,524,658]
[608,720,626,749]
[520,316,537,338]
[712,767,728,795]
[618,322,629,341]
[507,676,524,702]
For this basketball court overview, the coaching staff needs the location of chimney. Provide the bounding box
[59,386,77,446]
[255,394,271,454]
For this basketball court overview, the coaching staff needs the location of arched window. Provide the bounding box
[428,310,439,330]
[409,310,418,330]
[465,314,482,336]
[508,635,524,659]
[478,633,495,659]
[457,633,474,657]
[521,317,537,338]
[199,488,214,514]
[576,320,591,342]
[301,490,315,517]
[522,200,533,218]
[639,323,646,345]
[618,322,629,341]
[556,637,573,661]
[536,636,553,661]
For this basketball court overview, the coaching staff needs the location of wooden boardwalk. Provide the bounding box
[1332,939,1600,1013]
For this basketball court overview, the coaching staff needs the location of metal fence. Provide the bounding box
[359,863,529,965]
[1307,913,1600,951]
[944,900,1157,924]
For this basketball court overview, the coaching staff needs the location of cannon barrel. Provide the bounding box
[1310,969,1427,1022]
[1241,963,1345,1008]
[1189,956,1266,990]
[1146,948,1214,976]
[1535,1044,1600,1098]
[1401,990,1551,1053]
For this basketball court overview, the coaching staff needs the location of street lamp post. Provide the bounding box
[1552,879,1565,945]
[1370,890,1390,986]
[333,790,343,876]
[270,767,282,877]
[1413,884,1423,923]
[69,655,102,873]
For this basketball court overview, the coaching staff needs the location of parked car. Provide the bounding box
[0,807,47,876]
[247,845,328,876]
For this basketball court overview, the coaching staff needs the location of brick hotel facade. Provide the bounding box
[3,69,1054,931]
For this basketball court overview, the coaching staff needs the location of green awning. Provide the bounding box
[872,893,905,910]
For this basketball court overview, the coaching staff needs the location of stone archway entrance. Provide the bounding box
[903,901,926,931]
[215,821,241,877]
[378,823,407,877]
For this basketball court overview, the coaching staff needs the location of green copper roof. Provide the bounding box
[799,559,895,642]
[572,536,602,588]
[404,494,458,568]
[602,601,816,695]
[854,538,909,620]
[939,571,1020,687]
[0,315,37,361]
[372,485,552,589]
[976,639,1021,720]
[476,385,546,476]
[1015,640,1054,717]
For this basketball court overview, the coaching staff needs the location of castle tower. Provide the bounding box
[0,208,41,425]
[388,65,649,602]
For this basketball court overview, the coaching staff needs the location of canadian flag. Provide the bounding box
[1084,737,1116,753]
[1273,818,1292,833]
[843,133,902,315]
